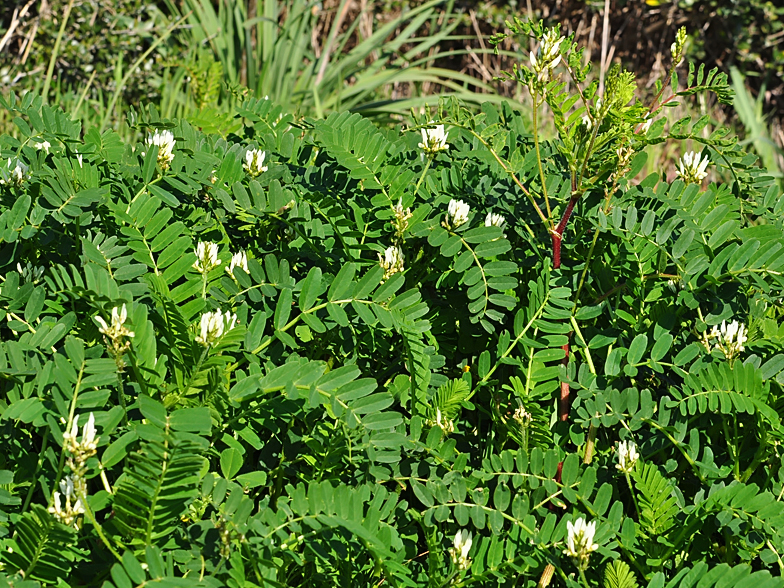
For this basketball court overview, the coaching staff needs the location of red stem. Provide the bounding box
[553,195,580,422]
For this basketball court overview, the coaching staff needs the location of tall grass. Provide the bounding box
[163,0,498,117]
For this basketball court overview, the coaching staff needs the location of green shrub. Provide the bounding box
[0,20,783,587]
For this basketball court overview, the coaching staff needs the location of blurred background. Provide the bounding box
[1,0,782,174]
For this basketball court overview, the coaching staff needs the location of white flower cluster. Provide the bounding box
[0,158,28,186]
[529,28,563,83]
[226,250,249,279]
[63,413,99,461]
[563,517,599,569]
[52,413,99,527]
[379,245,405,280]
[196,310,238,347]
[616,440,639,474]
[17,262,45,284]
[485,212,506,229]
[49,475,85,527]
[193,241,221,274]
[676,151,710,185]
[449,529,472,571]
[95,304,135,364]
[145,130,176,170]
[244,148,268,177]
[34,140,51,154]
[429,407,454,435]
[709,319,748,360]
[418,124,449,156]
[392,198,413,238]
[512,405,532,427]
[443,199,470,230]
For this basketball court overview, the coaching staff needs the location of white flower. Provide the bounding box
[16,262,45,283]
[616,440,639,474]
[244,148,268,177]
[193,241,221,274]
[581,115,593,130]
[226,250,249,279]
[709,319,748,359]
[450,529,472,571]
[564,517,599,569]
[34,140,51,153]
[49,475,84,526]
[616,146,633,168]
[541,28,563,62]
[82,413,98,451]
[0,158,28,186]
[196,310,238,347]
[95,304,134,342]
[418,124,449,155]
[145,130,176,170]
[76,153,84,168]
[444,199,470,230]
[485,212,506,229]
[676,151,710,184]
[639,116,653,134]
[392,198,413,237]
[378,245,405,280]
[95,304,134,343]
[62,413,99,458]
[529,28,563,83]
[430,407,454,434]
[512,406,532,426]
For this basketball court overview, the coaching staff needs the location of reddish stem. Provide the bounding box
[552,195,580,423]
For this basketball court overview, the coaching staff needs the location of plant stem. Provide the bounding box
[578,568,591,588]
[21,430,49,513]
[625,472,642,521]
[531,92,553,225]
[583,423,597,464]
[414,156,432,194]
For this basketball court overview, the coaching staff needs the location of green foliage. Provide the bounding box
[0,16,783,588]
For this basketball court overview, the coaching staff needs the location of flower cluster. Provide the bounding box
[443,199,470,230]
[244,148,268,177]
[709,319,748,360]
[49,475,85,527]
[196,310,238,347]
[512,405,532,427]
[449,529,472,571]
[0,158,28,186]
[193,241,221,274]
[63,413,99,472]
[52,413,99,527]
[34,140,51,153]
[485,211,506,238]
[616,440,639,474]
[95,304,135,367]
[392,198,413,239]
[418,124,449,156]
[529,28,563,83]
[145,129,176,170]
[429,407,454,435]
[226,251,249,279]
[671,26,687,65]
[563,517,599,570]
[676,151,710,185]
[378,245,405,280]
